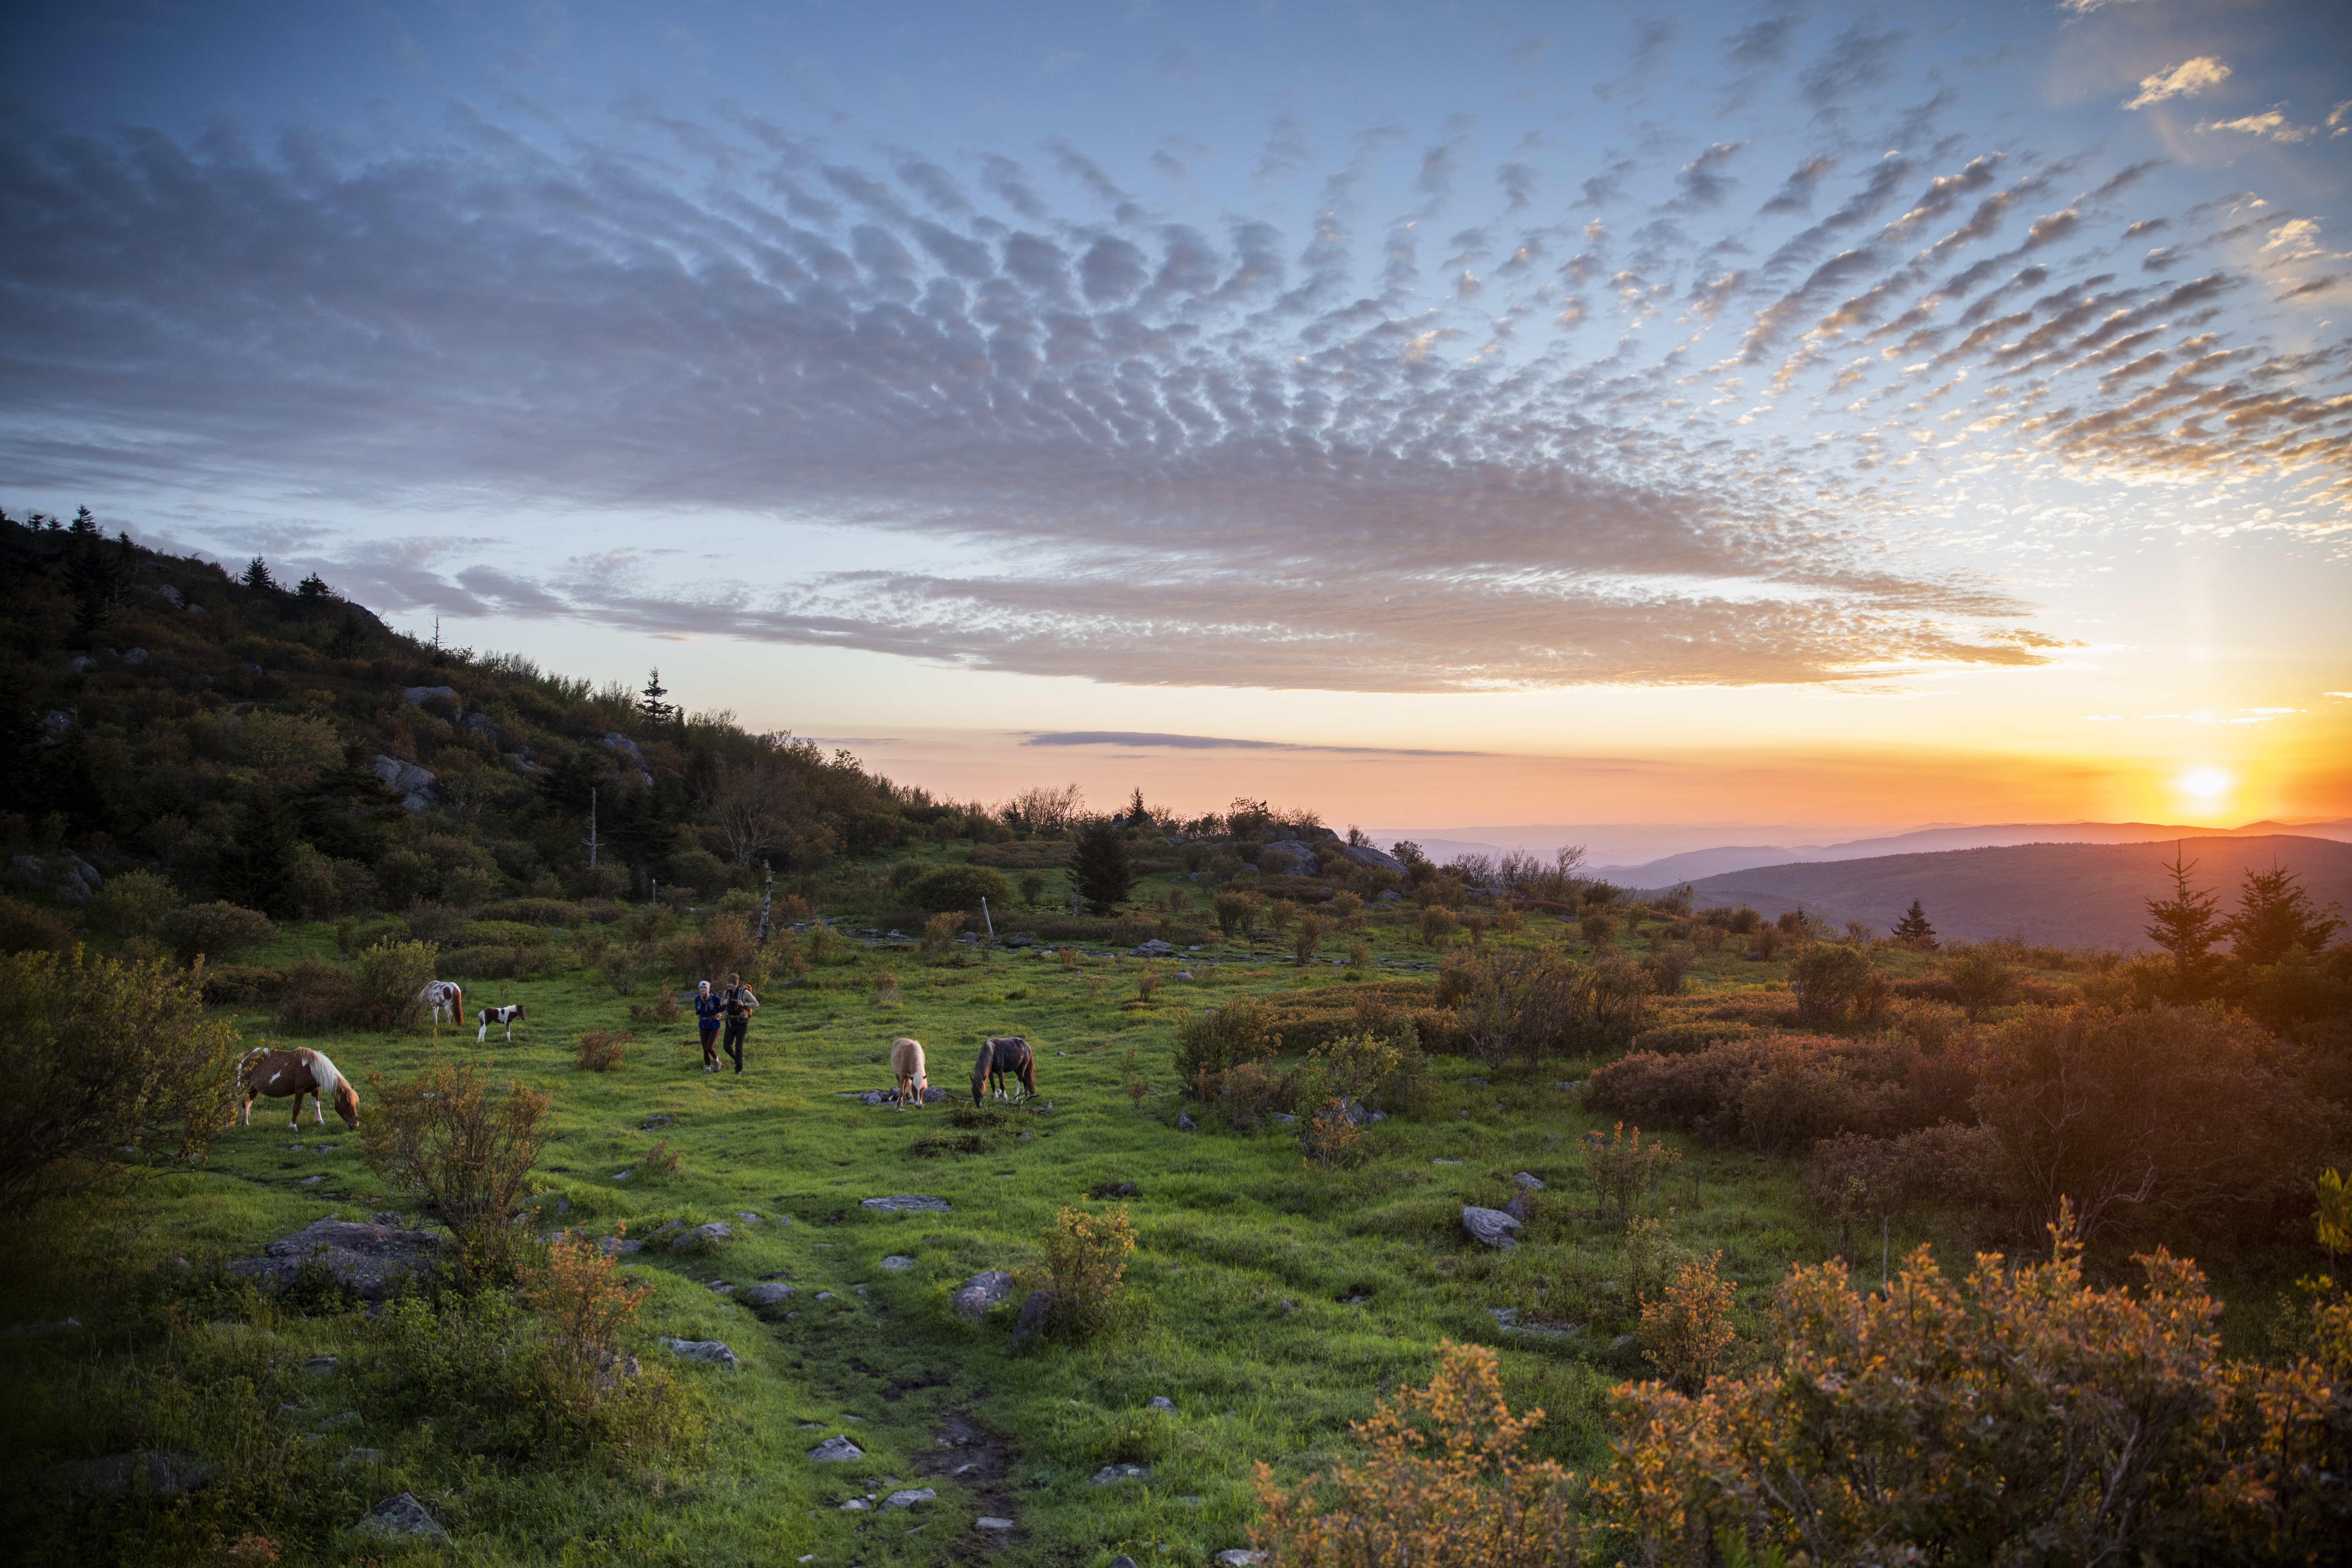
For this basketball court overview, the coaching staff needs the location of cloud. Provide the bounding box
[2124,57,2230,111]
[2196,108,2317,144]
[1024,731,1479,755]
[2060,0,2156,13]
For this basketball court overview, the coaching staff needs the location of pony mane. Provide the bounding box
[301,1046,346,1101]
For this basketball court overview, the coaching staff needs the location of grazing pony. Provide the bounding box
[418,980,464,1027]
[889,1036,928,1108]
[476,1002,527,1043]
[971,1035,1038,1104]
[233,1046,360,1130]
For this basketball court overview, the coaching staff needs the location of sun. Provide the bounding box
[2179,766,2233,803]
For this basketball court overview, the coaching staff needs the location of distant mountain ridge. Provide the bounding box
[1591,819,2352,886]
[1642,835,2352,949]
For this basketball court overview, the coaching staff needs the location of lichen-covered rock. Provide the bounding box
[741,1282,796,1317]
[1462,1206,1523,1250]
[357,1492,450,1544]
[860,1194,950,1212]
[807,1435,864,1462]
[659,1337,739,1368]
[952,1269,1017,1321]
[227,1218,442,1300]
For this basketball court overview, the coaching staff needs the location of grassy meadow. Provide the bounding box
[0,842,2285,1567]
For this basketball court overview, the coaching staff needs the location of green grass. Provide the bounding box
[0,889,2165,1566]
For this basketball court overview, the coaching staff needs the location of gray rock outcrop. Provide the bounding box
[370,754,436,812]
[660,1337,740,1368]
[952,1269,1017,1321]
[807,1435,864,1462]
[741,1282,796,1317]
[1462,1206,1523,1250]
[227,1218,442,1300]
[861,1194,950,1212]
[357,1492,450,1544]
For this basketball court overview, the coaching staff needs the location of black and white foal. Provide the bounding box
[476,1002,527,1042]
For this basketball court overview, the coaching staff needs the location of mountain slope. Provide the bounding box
[1660,835,2352,948]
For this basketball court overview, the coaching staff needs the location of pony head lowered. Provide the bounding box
[305,1047,362,1129]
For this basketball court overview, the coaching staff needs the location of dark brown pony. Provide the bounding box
[233,1046,360,1130]
[971,1035,1037,1104]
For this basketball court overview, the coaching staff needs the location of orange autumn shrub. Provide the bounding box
[1253,1340,1585,1567]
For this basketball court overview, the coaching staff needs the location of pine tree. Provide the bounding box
[639,668,674,723]
[2224,861,2344,966]
[1891,899,1937,950]
[242,556,278,591]
[1070,818,1135,916]
[297,571,332,599]
[1126,786,1150,825]
[2144,847,2226,996]
[61,526,136,637]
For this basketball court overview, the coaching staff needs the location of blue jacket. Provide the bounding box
[694,992,723,1027]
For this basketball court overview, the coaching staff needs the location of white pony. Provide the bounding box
[418,980,464,1027]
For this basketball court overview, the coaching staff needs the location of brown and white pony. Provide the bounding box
[477,1002,526,1042]
[418,980,464,1027]
[889,1036,928,1108]
[233,1046,360,1130]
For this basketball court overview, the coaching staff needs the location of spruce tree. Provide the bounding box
[242,556,278,591]
[639,668,674,723]
[2223,862,2344,965]
[1070,818,1135,916]
[1891,899,1937,950]
[2144,848,2226,996]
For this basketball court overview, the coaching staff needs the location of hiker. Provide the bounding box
[719,971,758,1074]
[693,979,723,1072]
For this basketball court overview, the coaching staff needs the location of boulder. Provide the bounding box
[660,1337,740,1368]
[741,1282,796,1317]
[880,1254,915,1271]
[227,1218,442,1300]
[839,1497,870,1511]
[951,1269,1017,1321]
[861,1194,951,1212]
[1148,1395,1175,1411]
[1505,1191,1533,1223]
[976,1516,1016,1531]
[121,647,149,666]
[400,685,462,716]
[1514,1171,1545,1190]
[43,1449,218,1499]
[670,1222,734,1251]
[1336,843,1409,875]
[1177,1111,1198,1132]
[1218,1552,1269,1565]
[883,1488,936,1509]
[807,1435,864,1462]
[1130,938,1178,957]
[1257,842,1318,874]
[1012,1289,1054,1348]
[369,754,436,812]
[1462,1206,1523,1250]
[357,1492,450,1544]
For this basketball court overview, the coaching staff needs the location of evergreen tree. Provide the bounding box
[1070,817,1135,915]
[1126,786,1150,825]
[1891,899,1937,950]
[61,525,136,637]
[639,668,674,723]
[242,556,278,591]
[2224,862,2344,965]
[297,571,332,599]
[2144,848,2226,995]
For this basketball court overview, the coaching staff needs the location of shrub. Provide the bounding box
[1602,1222,2352,1565]
[1251,1340,1584,1567]
[1641,942,1695,995]
[1588,1034,1927,1148]
[1419,905,1459,946]
[1749,923,1783,960]
[523,1232,664,1435]
[362,1056,553,1285]
[1267,897,1297,933]
[1639,1252,1738,1394]
[1803,1123,2007,1243]
[1213,889,1262,939]
[200,961,290,1005]
[907,862,1014,915]
[874,969,901,1004]
[160,899,275,962]
[1039,1203,1136,1340]
[1627,1021,1760,1056]
[1787,942,1874,1027]
[1972,1001,2343,1242]
[355,937,438,1029]
[576,1029,633,1072]
[0,947,241,1208]
[477,897,585,926]
[1737,1044,1866,1155]
[919,910,962,964]
[1208,1058,1298,1127]
[1580,909,1616,949]
[1945,947,2018,1022]
[84,866,182,937]
[274,951,363,1032]
[1294,912,1326,966]
[0,895,71,954]
[403,898,470,943]
[667,911,757,986]
[1584,1122,1682,1222]
[1175,994,1277,1083]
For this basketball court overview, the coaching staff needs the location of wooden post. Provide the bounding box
[755,858,775,943]
[582,785,599,868]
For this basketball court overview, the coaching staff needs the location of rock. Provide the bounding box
[883,1488,936,1509]
[1111,1558,1141,1568]
[742,1283,796,1317]
[1432,1158,1463,1166]
[1463,1077,1490,1087]
[1091,1464,1151,1485]
[660,1337,740,1368]
[861,1194,950,1212]
[807,1435,865,1462]
[1012,1289,1054,1348]
[43,1449,219,1499]
[1342,1099,1386,1125]
[133,583,184,609]
[1130,938,1178,957]
[1611,1334,1638,1353]
[839,1497,870,1511]
[303,1356,340,1376]
[1148,1395,1175,1410]
[66,656,96,675]
[642,1114,676,1127]
[369,753,436,812]
[670,1221,734,1251]
[1505,1191,1533,1223]
[1269,1111,1296,1125]
[400,685,462,715]
[1514,1172,1545,1190]
[976,1516,1016,1530]
[951,1269,1017,1321]
[1462,1206,1523,1250]
[121,647,149,666]
[601,1237,644,1255]
[1258,842,1318,874]
[226,1218,442,1301]
[599,732,654,787]
[879,1254,916,1271]
[1377,889,1403,903]
[1335,842,1408,874]
[1218,1551,1269,1565]
[357,1492,450,1544]
[1177,1111,1197,1132]
[735,1210,761,1222]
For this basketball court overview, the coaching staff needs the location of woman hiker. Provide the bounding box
[720,971,758,1074]
[694,979,723,1072]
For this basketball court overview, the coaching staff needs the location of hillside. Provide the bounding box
[1661,834,2352,948]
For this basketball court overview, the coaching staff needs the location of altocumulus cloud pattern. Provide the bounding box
[2,10,2346,693]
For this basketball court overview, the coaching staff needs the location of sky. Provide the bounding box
[4,0,2349,848]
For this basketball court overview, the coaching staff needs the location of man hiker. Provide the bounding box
[720,971,758,1074]
[693,979,723,1071]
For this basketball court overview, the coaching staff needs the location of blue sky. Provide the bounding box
[5,0,2348,831]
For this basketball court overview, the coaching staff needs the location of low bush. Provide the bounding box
[1625,1021,1760,1055]
[1602,1224,2352,1564]
[1638,1252,1738,1394]
[667,911,757,986]
[1804,1123,2007,1242]
[1038,1203,1136,1340]
[461,918,550,946]
[201,962,290,1006]
[1587,1034,1942,1149]
[437,942,551,980]
[1584,1123,1682,1222]
[1251,1339,1584,1567]
[0,895,71,953]
[83,866,182,937]
[0,946,241,1208]
[576,1028,633,1072]
[159,899,275,962]
[1175,994,1279,1083]
[274,952,362,1032]
[906,863,1014,915]
[362,1055,553,1286]
[475,896,585,926]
